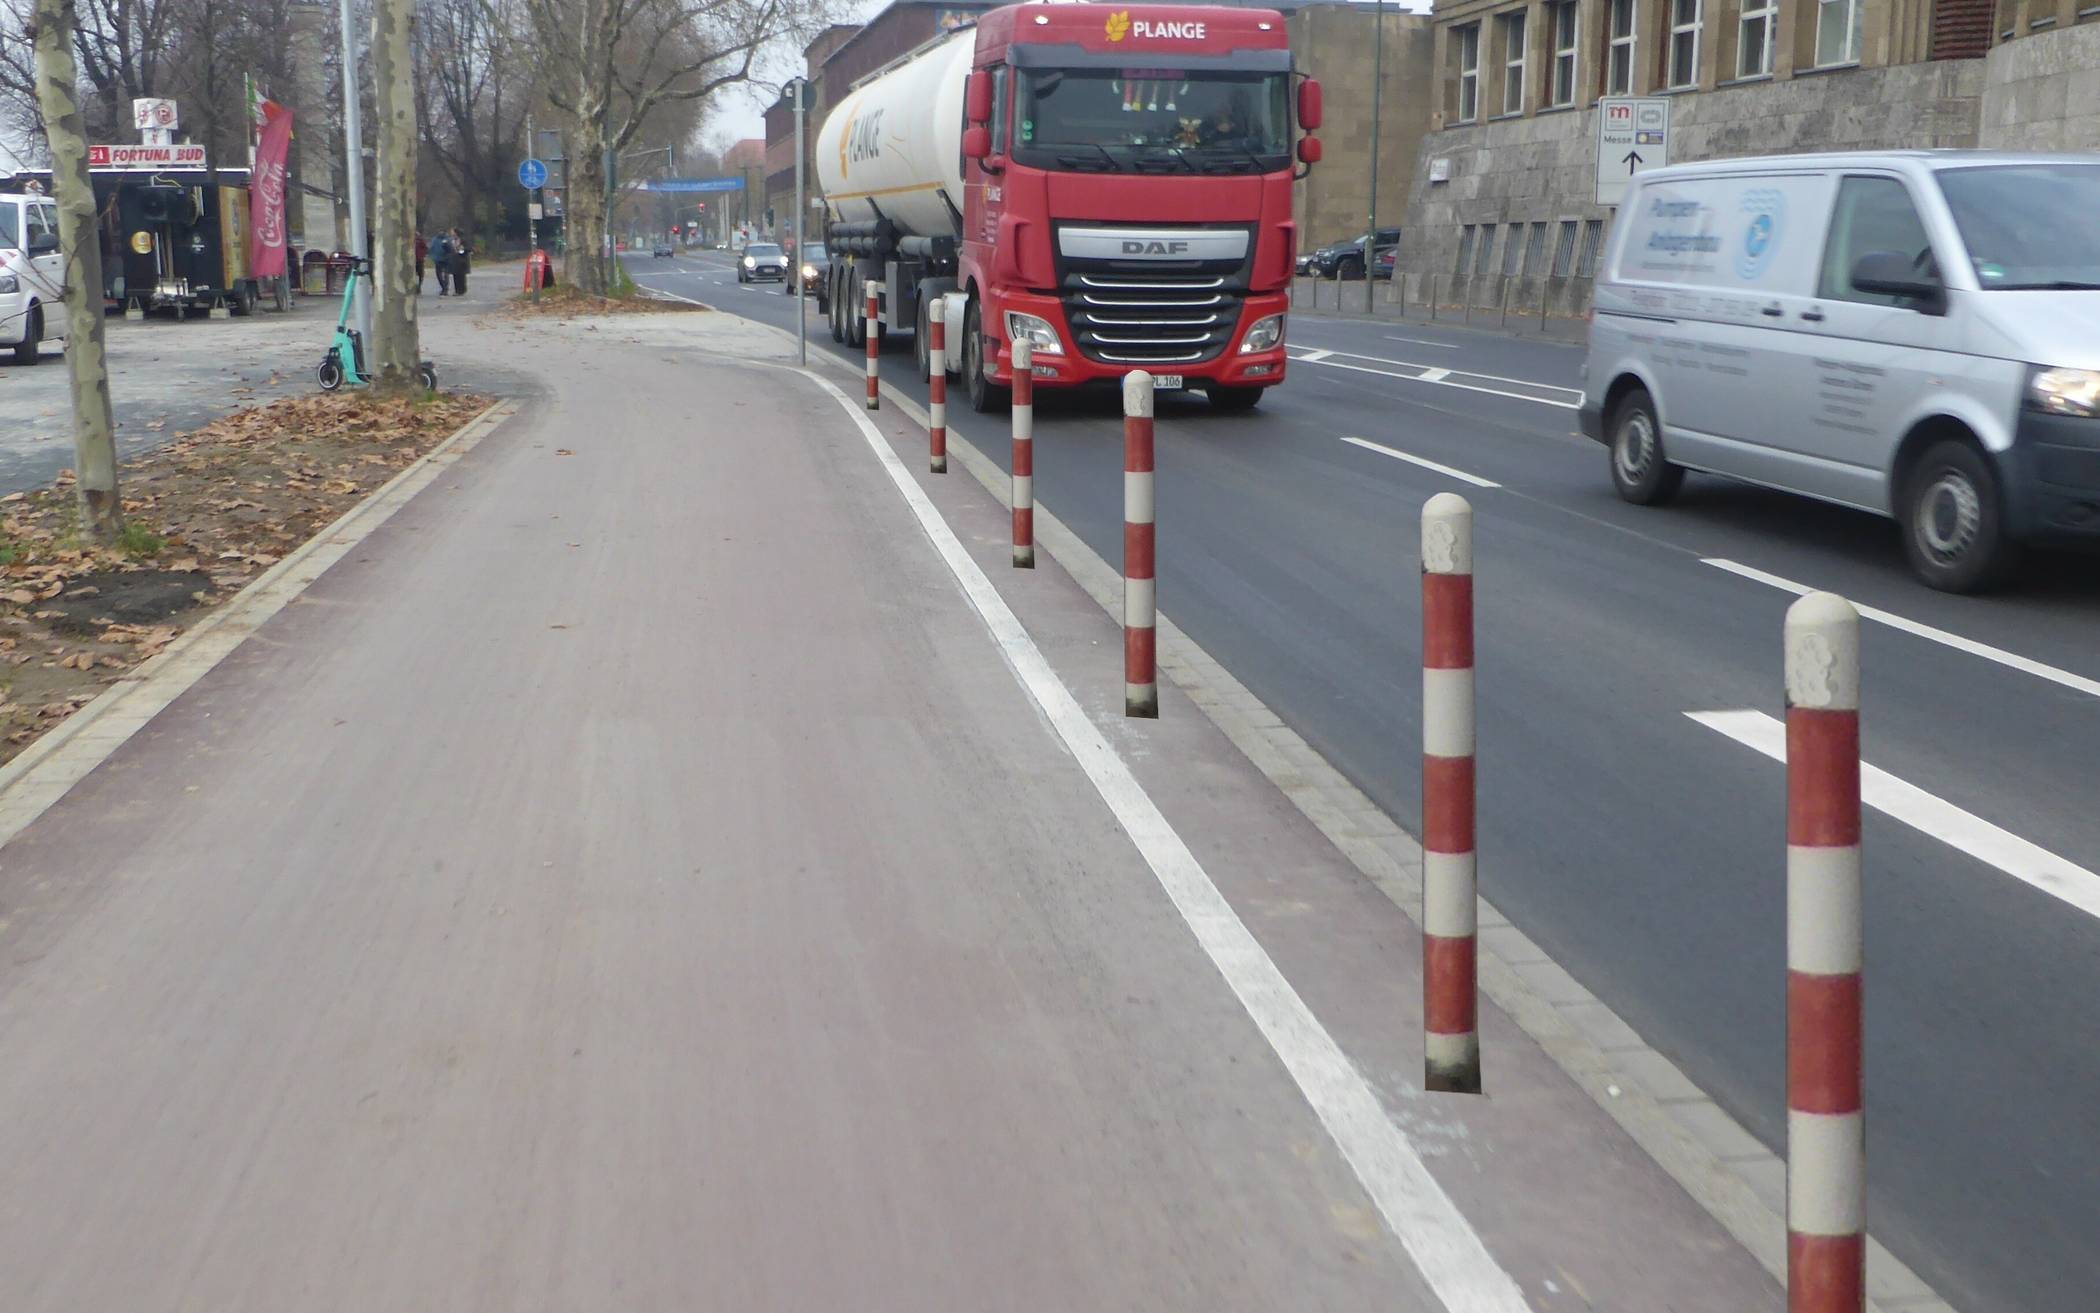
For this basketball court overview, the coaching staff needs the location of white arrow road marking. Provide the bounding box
[1689,709,2100,922]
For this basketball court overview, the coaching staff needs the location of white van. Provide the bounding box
[0,191,67,366]
[1580,151,2100,591]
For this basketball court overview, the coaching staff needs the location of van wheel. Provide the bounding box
[1608,388,1683,505]
[12,308,40,364]
[1901,438,2019,593]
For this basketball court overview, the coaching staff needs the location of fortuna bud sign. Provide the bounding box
[88,144,206,169]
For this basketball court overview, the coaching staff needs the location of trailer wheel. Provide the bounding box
[229,285,255,316]
[915,291,931,380]
[828,268,846,343]
[847,269,867,349]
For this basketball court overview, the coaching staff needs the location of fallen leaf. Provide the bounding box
[555,449,575,457]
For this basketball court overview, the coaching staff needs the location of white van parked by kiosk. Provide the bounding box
[1580,151,2100,591]
[0,191,67,366]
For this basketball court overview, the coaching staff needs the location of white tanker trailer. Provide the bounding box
[810,3,1324,413]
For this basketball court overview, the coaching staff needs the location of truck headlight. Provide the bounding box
[1005,310,1064,356]
[2027,366,2100,418]
[0,275,16,295]
[1240,313,1285,353]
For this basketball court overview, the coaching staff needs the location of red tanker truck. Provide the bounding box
[815,2,1323,413]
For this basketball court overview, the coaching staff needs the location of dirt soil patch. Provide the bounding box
[0,389,492,764]
[492,283,708,318]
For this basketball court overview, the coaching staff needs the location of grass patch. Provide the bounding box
[117,523,166,558]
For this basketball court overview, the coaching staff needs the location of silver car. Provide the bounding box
[1581,151,2100,591]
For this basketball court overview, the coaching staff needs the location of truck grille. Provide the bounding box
[1054,227,1253,368]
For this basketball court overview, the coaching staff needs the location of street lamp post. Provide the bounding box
[1366,0,1385,300]
[790,77,808,367]
[336,0,370,341]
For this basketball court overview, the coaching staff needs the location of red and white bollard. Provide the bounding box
[1012,338,1035,568]
[1123,370,1157,718]
[863,280,881,411]
[1421,492,1480,1095]
[1785,591,1864,1313]
[927,311,947,474]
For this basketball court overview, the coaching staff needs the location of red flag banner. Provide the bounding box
[249,100,292,278]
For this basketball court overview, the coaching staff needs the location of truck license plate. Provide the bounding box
[1151,375,1184,390]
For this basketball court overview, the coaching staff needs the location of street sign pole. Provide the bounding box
[792,78,807,367]
[336,0,370,343]
[526,117,539,303]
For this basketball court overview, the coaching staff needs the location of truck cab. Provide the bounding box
[820,4,1320,412]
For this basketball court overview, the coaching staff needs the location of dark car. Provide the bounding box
[737,242,788,283]
[652,240,675,258]
[1374,245,1396,280]
[787,242,828,304]
[1312,227,1402,280]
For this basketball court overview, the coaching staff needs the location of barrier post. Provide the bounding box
[1012,338,1035,568]
[1123,371,1157,718]
[927,312,947,474]
[1421,492,1480,1095]
[864,280,881,411]
[1785,591,1865,1313]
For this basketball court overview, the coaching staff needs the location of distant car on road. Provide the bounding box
[738,242,788,283]
[790,242,829,305]
[1311,227,1402,280]
[652,240,675,258]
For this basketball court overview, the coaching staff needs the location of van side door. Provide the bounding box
[24,202,66,337]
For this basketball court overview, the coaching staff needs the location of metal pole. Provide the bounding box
[1365,0,1384,280]
[793,79,807,367]
[605,145,616,290]
[527,112,540,304]
[336,0,369,342]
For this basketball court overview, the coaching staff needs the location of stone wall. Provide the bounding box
[1397,58,1986,305]
[1289,7,1435,251]
[1980,20,2100,151]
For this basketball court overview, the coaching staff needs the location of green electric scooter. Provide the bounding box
[318,258,437,392]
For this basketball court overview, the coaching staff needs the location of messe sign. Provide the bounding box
[89,143,207,169]
[1595,97,1669,207]
[633,177,746,193]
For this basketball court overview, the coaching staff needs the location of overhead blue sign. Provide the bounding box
[634,177,746,193]
[518,157,548,190]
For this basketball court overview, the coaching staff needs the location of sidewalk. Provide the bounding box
[0,306,1776,1309]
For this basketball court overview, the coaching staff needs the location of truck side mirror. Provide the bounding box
[963,125,992,161]
[966,70,993,126]
[1297,137,1323,165]
[1851,250,1946,313]
[1297,78,1323,131]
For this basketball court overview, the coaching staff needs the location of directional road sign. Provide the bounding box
[518,157,548,191]
[1595,97,1669,207]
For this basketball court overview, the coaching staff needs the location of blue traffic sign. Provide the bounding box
[518,157,548,190]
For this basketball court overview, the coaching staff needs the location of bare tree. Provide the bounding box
[29,0,121,543]
[522,0,820,293]
[369,0,417,387]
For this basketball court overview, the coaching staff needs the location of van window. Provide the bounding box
[1935,163,2100,290]
[0,203,16,251]
[1817,175,1934,306]
[25,203,55,246]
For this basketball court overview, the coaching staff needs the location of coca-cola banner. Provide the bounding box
[249,100,292,278]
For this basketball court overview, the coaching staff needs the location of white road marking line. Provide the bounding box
[799,364,1534,1313]
[1341,436,1502,489]
[1688,709,2100,922]
[1385,334,1459,349]
[1297,348,1334,362]
[1702,558,2100,701]
[1419,367,1452,382]
[1293,353,1581,410]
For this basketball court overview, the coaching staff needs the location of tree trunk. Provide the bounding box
[368,0,421,390]
[31,0,123,544]
[562,115,610,295]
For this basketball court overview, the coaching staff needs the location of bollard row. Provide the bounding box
[1420,493,1480,1095]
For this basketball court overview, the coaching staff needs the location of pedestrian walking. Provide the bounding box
[414,232,428,293]
[448,228,471,297]
[429,230,453,297]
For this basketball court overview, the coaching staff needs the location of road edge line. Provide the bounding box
[709,306,1960,1313]
[0,398,518,850]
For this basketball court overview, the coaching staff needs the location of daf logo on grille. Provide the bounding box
[1123,239,1191,255]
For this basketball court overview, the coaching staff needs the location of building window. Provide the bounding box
[1499,10,1528,115]
[1477,223,1498,274]
[1667,0,1701,88]
[1455,23,1481,122]
[1577,218,1604,275]
[1816,0,1862,65]
[1738,0,1776,76]
[1501,224,1524,275]
[1607,0,1638,95]
[1457,225,1476,274]
[1552,220,1579,275]
[1549,1,1579,106]
[1523,222,1548,274]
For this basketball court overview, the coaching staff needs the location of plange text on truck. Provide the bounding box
[815,2,1323,413]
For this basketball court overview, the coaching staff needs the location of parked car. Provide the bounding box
[737,242,788,283]
[1583,150,2100,592]
[1374,246,1396,280]
[0,191,66,365]
[1295,250,1316,276]
[1312,227,1402,280]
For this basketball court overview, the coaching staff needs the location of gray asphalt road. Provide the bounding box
[636,249,2100,1313]
[0,302,1784,1310]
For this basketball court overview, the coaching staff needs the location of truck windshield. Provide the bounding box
[1935,164,2100,291]
[1013,68,1289,174]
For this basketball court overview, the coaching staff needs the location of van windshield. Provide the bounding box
[1936,164,2100,290]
